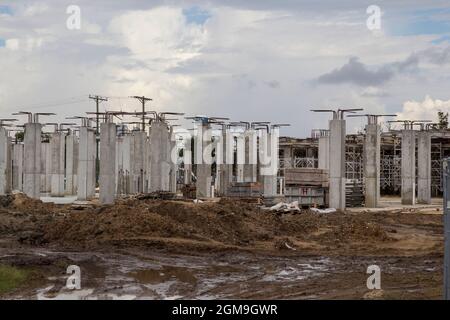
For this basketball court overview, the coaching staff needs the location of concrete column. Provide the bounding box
[23,123,42,199]
[88,130,96,197]
[0,127,12,195]
[244,129,257,182]
[169,128,177,193]
[236,134,245,183]
[50,132,65,197]
[115,137,122,194]
[65,134,79,195]
[364,123,380,208]
[212,137,220,192]
[318,135,329,170]
[260,129,279,198]
[77,127,96,200]
[401,129,416,205]
[329,119,346,210]
[40,143,51,193]
[45,143,51,193]
[99,122,117,204]
[39,144,45,193]
[148,122,171,192]
[12,143,24,191]
[131,131,146,194]
[116,135,131,195]
[196,122,212,198]
[145,135,151,193]
[183,137,192,185]
[219,128,233,196]
[417,131,431,204]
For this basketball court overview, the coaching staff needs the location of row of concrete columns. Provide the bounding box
[0,121,89,200]
[365,123,432,206]
[100,120,178,204]
[317,117,432,209]
[1,118,280,204]
[196,123,278,199]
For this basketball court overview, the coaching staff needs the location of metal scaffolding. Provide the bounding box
[345,136,364,181]
[279,131,450,197]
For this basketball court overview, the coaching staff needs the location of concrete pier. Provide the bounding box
[259,129,279,198]
[65,133,78,195]
[169,127,177,193]
[183,137,193,185]
[236,134,245,183]
[131,131,146,194]
[12,143,24,191]
[50,132,65,197]
[212,137,220,192]
[244,129,257,182]
[0,127,12,195]
[116,135,131,195]
[364,123,380,208]
[148,122,171,192]
[417,130,431,204]
[77,126,96,200]
[218,128,233,196]
[318,133,329,171]
[195,122,212,198]
[41,143,52,193]
[23,123,42,199]
[100,122,117,204]
[328,119,346,210]
[401,129,416,205]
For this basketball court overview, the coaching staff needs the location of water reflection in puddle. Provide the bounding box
[15,249,338,300]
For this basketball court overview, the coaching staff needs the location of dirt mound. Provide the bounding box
[0,194,56,244]
[43,199,285,247]
[0,194,439,255]
[307,214,391,244]
[41,198,394,252]
[0,193,54,212]
[0,195,14,207]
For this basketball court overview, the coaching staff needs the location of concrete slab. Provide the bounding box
[40,195,78,204]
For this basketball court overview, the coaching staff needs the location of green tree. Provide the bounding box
[438,111,449,130]
[15,131,24,142]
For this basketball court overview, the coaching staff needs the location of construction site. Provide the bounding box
[0,104,446,299]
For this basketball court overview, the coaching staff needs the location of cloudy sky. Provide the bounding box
[1,0,450,136]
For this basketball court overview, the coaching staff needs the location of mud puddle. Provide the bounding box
[1,246,442,299]
[2,248,339,300]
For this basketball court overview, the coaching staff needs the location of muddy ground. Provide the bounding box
[0,193,444,299]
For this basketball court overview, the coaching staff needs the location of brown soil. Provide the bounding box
[0,194,443,256]
[0,194,445,299]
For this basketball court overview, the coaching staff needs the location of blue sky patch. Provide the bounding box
[183,6,211,25]
[432,34,450,44]
[387,8,450,36]
[0,39,5,47]
[0,5,13,15]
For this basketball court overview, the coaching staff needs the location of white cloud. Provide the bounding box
[5,38,20,50]
[23,3,49,17]
[109,7,207,70]
[4,37,44,51]
[1,1,450,137]
[396,95,450,122]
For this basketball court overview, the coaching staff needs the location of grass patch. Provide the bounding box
[0,265,29,294]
